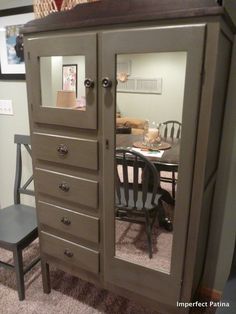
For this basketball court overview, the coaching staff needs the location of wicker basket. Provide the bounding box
[34,0,58,19]
[34,0,99,18]
[61,0,98,11]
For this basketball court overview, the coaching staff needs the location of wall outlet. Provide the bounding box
[0,100,14,115]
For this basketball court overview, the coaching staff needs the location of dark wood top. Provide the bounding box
[22,0,234,35]
[116,134,180,169]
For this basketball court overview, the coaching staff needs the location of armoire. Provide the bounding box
[22,1,235,313]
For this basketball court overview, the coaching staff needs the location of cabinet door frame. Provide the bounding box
[101,25,206,305]
[24,32,97,129]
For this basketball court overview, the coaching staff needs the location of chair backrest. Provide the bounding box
[115,148,160,209]
[14,134,34,205]
[161,120,182,141]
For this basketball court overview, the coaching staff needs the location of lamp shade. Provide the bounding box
[56,90,76,108]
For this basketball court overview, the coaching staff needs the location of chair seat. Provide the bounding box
[0,204,37,245]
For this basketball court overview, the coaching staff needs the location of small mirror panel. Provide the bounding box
[40,56,86,111]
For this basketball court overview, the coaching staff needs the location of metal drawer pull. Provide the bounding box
[59,182,70,192]
[64,249,73,258]
[84,78,94,88]
[57,144,68,156]
[102,77,112,88]
[61,217,71,226]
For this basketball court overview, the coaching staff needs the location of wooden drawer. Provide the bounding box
[40,231,99,274]
[38,201,99,243]
[33,133,98,170]
[36,168,98,209]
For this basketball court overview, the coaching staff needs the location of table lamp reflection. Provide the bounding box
[56,90,76,109]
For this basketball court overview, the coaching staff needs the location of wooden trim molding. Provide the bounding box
[22,0,230,34]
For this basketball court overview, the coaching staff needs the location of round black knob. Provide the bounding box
[57,144,68,156]
[61,217,71,225]
[59,182,70,192]
[84,78,94,88]
[102,77,112,88]
[64,249,73,258]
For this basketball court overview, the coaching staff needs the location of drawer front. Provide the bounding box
[38,201,99,243]
[33,133,98,170]
[36,168,98,209]
[41,231,99,274]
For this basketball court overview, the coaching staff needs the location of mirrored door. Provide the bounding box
[25,32,97,129]
[102,25,206,304]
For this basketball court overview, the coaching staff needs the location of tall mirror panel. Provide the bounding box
[115,52,187,274]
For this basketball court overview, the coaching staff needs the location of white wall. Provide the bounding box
[117,52,186,124]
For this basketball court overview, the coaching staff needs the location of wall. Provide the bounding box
[0,0,34,208]
[0,0,32,9]
[117,52,186,124]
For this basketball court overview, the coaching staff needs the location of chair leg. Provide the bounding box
[13,248,25,301]
[41,259,51,294]
[172,171,175,200]
[144,210,153,259]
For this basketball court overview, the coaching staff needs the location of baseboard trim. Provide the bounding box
[198,286,222,302]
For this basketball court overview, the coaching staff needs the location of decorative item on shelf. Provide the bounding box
[61,0,99,11]
[56,90,77,108]
[33,0,99,19]
[34,0,58,18]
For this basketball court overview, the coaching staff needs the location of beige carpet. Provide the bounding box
[0,241,159,314]
[0,241,217,314]
[116,221,172,273]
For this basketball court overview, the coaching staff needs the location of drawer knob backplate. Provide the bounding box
[57,144,68,156]
[64,249,73,258]
[61,217,71,226]
[59,182,70,192]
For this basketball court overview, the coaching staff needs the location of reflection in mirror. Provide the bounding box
[115,52,187,273]
[40,56,86,110]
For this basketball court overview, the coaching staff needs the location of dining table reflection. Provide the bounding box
[116,133,180,172]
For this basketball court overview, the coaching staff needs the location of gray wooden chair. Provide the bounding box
[115,148,172,259]
[160,120,182,199]
[0,134,39,300]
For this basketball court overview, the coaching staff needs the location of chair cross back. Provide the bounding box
[0,134,39,301]
[14,134,34,204]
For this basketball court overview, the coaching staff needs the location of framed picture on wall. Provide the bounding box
[62,64,78,97]
[0,6,34,80]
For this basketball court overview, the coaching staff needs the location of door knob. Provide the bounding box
[102,77,112,88]
[57,144,68,156]
[84,78,94,88]
[59,182,70,192]
[61,217,71,225]
[64,249,73,258]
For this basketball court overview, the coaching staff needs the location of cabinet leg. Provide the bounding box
[13,248,25,301]
[41,260,51,294]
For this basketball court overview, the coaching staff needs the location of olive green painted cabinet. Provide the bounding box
[23,1,235,313]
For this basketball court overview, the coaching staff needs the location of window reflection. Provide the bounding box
[40,56,86,110]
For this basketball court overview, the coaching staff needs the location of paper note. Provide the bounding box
[132,148,164,158]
